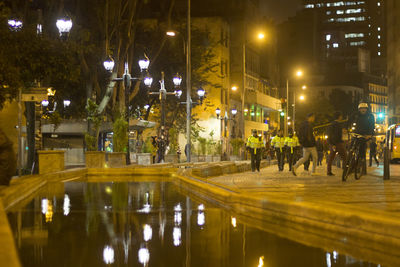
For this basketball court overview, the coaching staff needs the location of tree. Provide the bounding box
[295,96,335,129]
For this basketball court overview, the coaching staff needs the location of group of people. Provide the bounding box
[250,101,378,177]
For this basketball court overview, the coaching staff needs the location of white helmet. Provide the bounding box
[358,103,368,109]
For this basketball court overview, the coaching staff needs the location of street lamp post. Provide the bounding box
[104,58,149,164]
[285,70,303,135]
[146,72,182,163]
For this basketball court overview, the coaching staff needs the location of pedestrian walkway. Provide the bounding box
[209,163,398,214]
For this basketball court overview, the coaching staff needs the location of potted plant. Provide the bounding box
[137,137,153,165]
[84,99,106,168]
[197,137,207,162]
[213,140,222,162]
[230,138,245,161]
[108,116,128,167]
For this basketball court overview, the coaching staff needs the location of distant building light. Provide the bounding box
[378,35,381,39]
[333,43,339,48]
[305,4,314,8]
[378,27,381,31]
[326,34,331,41]
[378,51,381,56]
[377,2,381,6]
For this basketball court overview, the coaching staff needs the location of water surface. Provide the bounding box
[7,181,380,266]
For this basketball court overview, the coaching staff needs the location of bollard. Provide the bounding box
[384,146,390,180]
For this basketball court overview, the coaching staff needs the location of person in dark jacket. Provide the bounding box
[369,138,379,167]
[327,111,346,176]
[292,113,318,176]
[0,128,16,185]
[348,102,375,161]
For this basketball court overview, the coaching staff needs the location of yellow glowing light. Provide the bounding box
[302,85,307,90]
[232,85,238,91]
[324,135,328,139]
[258,32,265,39]
[288,122,291,125]
[258,256,264,267]
[244,108,249,112]
[231,217,237,228]
[299,95,305,101]
[105,186,112,194]
[296,70,303,77]
[47,88,56,96]
[45,201,53,223]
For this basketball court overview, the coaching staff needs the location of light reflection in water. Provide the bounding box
[333,250,338,262]
[173,227,181,246]
[41,198,48,215]
[139,192,151,213]
[103,245,115,264]
[231,217,237,228]
[258,256,264,267]
[197,204,205,227]
[326,252,331,267]
[63,194,70,216]
[138,247,150,265]
[143,224,152,242]
[41,198,53,222]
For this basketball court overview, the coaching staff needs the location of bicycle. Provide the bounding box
[342,133,371,182]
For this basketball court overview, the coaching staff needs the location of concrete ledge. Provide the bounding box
[0,202,20,267]
[38,150,65,174]
[173,171,400,266]
[189,160,272,178]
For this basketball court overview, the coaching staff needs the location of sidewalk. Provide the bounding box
[209,163,397,214]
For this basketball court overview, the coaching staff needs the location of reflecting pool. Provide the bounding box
[7,181,380,267]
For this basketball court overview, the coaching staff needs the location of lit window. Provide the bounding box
[337,10,344,14]
[378,52,381,56]
[378,35,381,39]
[378,43,381,47]
[377,2,381,6]
[346,8,363,14]
[327,44,330,48]
[378,27,381,31]
[326,11,332,15]
[345,33,365,38]
[305,4,314,8]
[350,41,366,46]
[326,34,331,41]
[333,43,339,48]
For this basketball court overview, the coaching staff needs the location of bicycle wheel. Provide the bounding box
[354,156,364,180]
[342,151,355,182]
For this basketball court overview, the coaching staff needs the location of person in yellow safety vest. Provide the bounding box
[246,130,264,172]
[285,129,299,171]
[272,129,286,171]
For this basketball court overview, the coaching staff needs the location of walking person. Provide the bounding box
[285,129,299,171]
[246,130,264,172]
[369,138,379,167]
[292,113,319,176]
[327,111,346,176]
[271,129,286,171]
[316,138,324,166]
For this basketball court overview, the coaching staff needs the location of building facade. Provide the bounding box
[387,0,400,123]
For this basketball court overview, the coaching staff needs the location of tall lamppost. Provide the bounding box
[103,57,149,164]
[146,72,183,163]
[285,69,304,135]
[292,85,307,129]
[241,31,265,139]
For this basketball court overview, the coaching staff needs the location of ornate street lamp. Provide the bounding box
[103,56,115,72]
[197,87,205,104]
[8,18,23,31]
[138,58,150,72]
[215,108,221,118]
[144,75,153,88]
[173,73,182,87]
[56,16,73,38]
[231,108,238,117]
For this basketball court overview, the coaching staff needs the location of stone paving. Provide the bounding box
[209,162,400,217]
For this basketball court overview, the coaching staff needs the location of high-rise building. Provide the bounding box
[302,0,386,76]
[386,0,400,123]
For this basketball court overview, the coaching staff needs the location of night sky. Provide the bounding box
[261,0,303,23]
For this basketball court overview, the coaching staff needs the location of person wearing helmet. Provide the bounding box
[348,102,375,164]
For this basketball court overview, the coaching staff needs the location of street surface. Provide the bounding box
[209,162,400,215]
